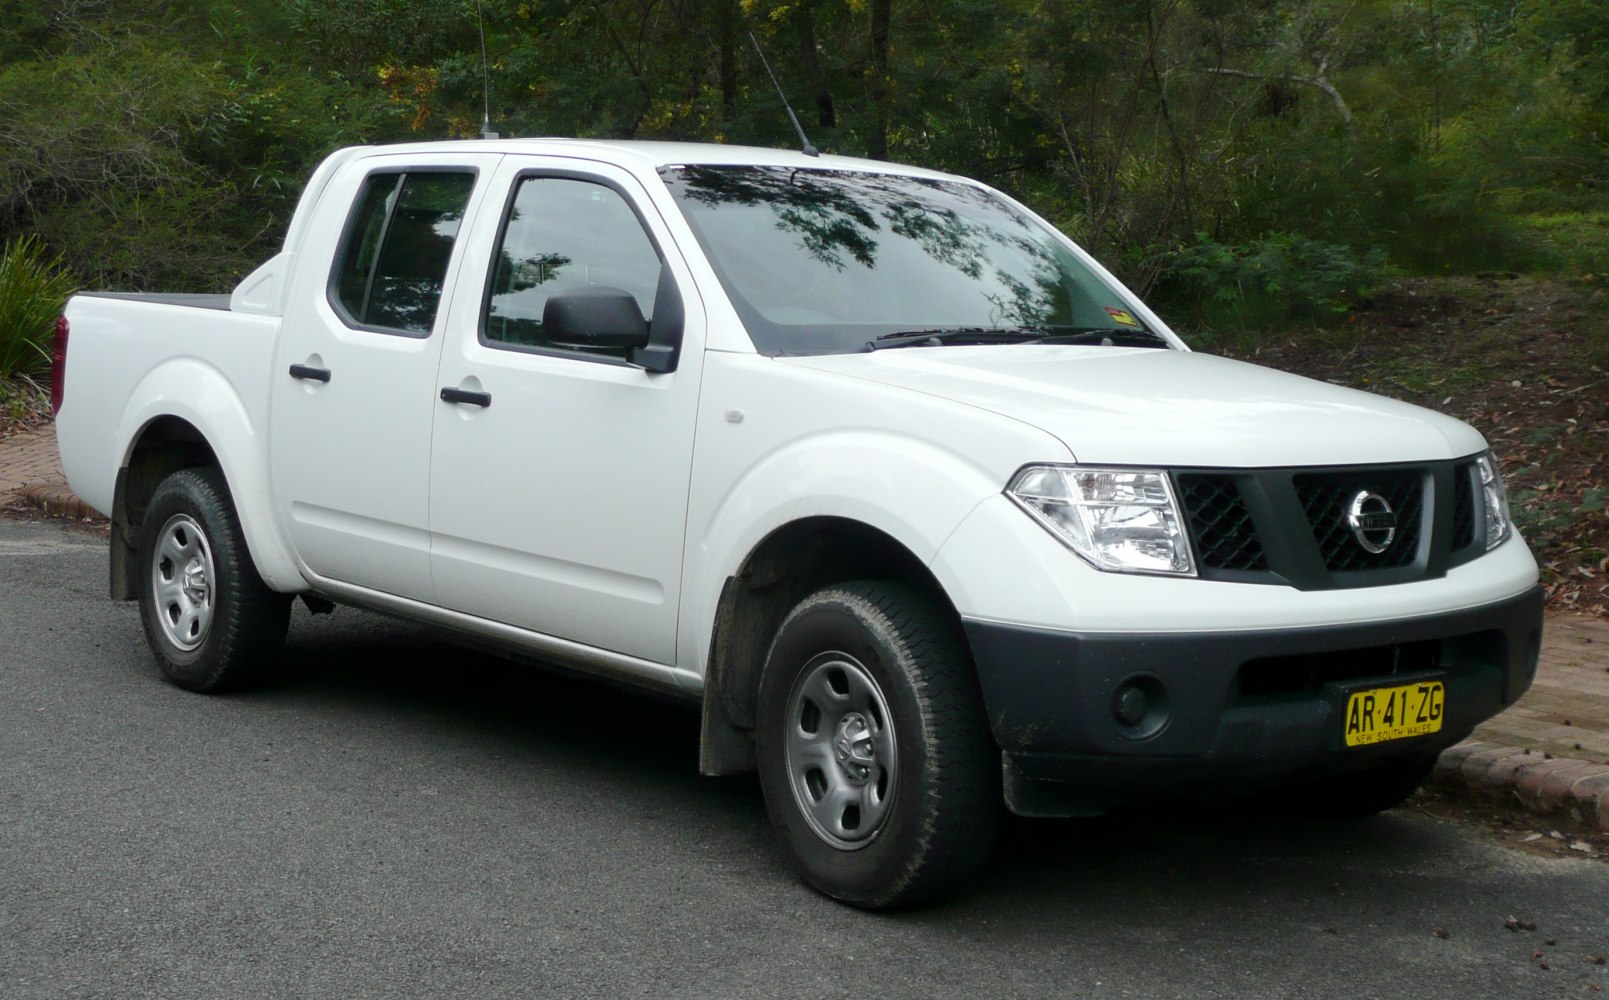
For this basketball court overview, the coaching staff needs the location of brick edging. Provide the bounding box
[1432,740,1609,832]
[16,483,104,521]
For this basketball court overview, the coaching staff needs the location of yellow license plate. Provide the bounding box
[1343,681,1445,747]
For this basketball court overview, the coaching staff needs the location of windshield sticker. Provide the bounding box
[1104,307,1142,328]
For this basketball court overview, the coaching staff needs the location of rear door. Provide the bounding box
[428,156,707,663]
[270,152,501,601]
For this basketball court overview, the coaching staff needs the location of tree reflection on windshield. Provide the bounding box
[663,166,1132,355]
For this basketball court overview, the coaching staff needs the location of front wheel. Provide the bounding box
[136,467,290,692]
[756,581,999,909]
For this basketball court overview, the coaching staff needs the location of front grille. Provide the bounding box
[1452,461,1476,551]
[1171,458,1477,590]
[1294,470,1423,571]
[1236,640,1440,702]
[1178,474,1267,571]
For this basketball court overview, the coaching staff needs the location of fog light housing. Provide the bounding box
[1110,674,1171,740]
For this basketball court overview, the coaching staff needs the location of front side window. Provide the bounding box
[661,166,1157,357]
[483,176,663,355]
[330,171,476,335]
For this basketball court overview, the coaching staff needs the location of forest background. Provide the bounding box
[0,0,1605,610]
[1,0,1604,310]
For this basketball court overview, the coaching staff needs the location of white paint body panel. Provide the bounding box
[428,155,707,664]
[267,150,504,603]
[55,297,304,590]
[675,351,1070,684]
[53,138,1539,698]
[784,348,1487,468]
[931,494,1540,634]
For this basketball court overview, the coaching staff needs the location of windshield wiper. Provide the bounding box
[866,325,1169,351]
[865,327,1049,351]
[1035,326,1170,348]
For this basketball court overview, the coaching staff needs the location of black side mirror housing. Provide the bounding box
[542,287,651,352]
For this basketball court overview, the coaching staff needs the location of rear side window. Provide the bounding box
[330,171,476,336]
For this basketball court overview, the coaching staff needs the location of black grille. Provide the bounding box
[1294,470,1423,571]
[1178,474,1268,571]
[1237,641,1440,701]
[1452,462,1476,551]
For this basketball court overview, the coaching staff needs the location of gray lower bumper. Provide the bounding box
[962,586,1544,814]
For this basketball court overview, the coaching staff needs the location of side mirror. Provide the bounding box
[542,287,650,351]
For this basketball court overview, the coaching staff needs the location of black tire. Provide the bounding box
[136,467,291,692]
[756,581,999,909]
[1278,754,1439,821]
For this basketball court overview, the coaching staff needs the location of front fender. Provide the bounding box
[678,429,1014,678]
[116,359,305,592]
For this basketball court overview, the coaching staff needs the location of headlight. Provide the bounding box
[1476,452,1511,550]
[1006,465,1195,576]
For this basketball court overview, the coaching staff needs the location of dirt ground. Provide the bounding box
[1219,275,1609,618]
[1410,785,1609,864]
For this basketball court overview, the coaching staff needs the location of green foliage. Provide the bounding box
[0,24,408,290]
[0,0,1602,318]
[1161,234,1398,332]
[0,235,76,379]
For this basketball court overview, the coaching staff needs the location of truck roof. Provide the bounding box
[339,137,959,180]
[280,138,967,260]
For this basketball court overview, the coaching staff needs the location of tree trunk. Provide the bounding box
[796,2,835,130]
[715,0,738,115]
[868,0,890,159]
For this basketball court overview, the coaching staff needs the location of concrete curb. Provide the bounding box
[1431,740,1609,832]
[16,482,104,521]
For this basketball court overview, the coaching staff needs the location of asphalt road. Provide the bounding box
[3,517,1606,999]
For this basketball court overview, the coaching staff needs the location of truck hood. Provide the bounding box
[782,346,1487,467]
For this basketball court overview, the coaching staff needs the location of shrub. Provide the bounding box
[0,235,76,379]
[1159,233,1399,332]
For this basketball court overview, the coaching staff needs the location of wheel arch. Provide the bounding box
[109,400,302,599]
[697,515,968,776]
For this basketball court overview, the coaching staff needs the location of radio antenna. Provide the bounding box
[475,0,498,139]
[748,30,818,157]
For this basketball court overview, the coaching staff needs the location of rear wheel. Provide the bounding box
[136,467,290,692]
[756,581,999,909]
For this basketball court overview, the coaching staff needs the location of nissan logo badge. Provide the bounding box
[1347,491,1397,554]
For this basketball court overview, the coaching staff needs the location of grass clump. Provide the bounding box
[0,235,76,380]
[1159,234,1398,335]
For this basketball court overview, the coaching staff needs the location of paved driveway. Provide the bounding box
[3,519,1607,999]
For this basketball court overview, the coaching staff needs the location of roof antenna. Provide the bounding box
[748,30,818,157]
[475,0,498,139]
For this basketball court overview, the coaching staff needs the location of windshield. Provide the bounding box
[660,165,1158,356]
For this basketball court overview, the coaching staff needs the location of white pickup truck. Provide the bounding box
[55,139,1543,908]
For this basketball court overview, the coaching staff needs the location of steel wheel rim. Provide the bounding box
[784,651,898,850]
[151,513,215,652]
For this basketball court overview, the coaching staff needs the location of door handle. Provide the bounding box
[289,363,332,383]
[440,386,492,408]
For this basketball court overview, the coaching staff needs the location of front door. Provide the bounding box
[270,152,501,601]
[428,158,705,663]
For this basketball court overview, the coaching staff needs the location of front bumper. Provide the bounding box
[962,585,1544,816]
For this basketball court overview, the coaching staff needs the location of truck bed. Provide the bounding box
[78,292,233,311]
